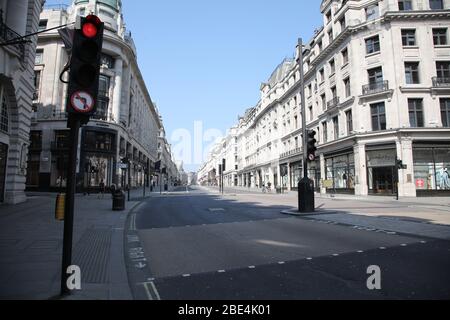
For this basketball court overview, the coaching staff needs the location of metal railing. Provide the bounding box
[432,77,450,87]
[327,96,340,110]
[0,9,25,58]
[362,80,389,95]
[34,106,67,120]
[280,147,302,159]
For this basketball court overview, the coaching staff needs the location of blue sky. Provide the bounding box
[45,0,322,171]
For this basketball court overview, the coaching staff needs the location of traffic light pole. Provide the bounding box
[297,37,315,213]
[60,115,81,296]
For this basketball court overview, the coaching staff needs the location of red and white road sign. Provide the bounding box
[70,91,94,113]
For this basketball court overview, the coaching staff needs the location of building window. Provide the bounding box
[100,54,115,69]
[366,35,380,54]
[402,29,416,46]
[34,70,41,101]
[440,99,450,127]
[95,75,110,120]
[308,106,313,121]
[340,17,346,31]
[408,99,424,128]
[329,59,335,75]
[0,86,9,134]
[398,0,413,10]
[35,49,44,65]
[366,4,379,21]
[328,29,334,43]
[333,116,339,140]
[436,61,450,79]
[326,10,332,23]
[322,121,328,143]
[371,102,386,131]
[319,68,325,82]
[346,110,353,134]
[344,77,351,97]
[321,94,326,111]
[342,47,349,65]
[433,28,447,45]
[368,66,383,84]
[405,62,420,84]
[429,0,444,9]
[38,20,47,32]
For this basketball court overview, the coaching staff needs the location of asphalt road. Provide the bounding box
[126,186,450,300]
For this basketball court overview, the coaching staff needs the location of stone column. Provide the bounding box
[396,138,416,197]
[320,153,326,195]
[112,58,123,123]
[354,143,368,196]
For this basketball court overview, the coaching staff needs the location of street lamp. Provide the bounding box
[296,38,315,213]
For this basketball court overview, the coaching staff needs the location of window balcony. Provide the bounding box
[326,96,340,110]
[432,77,450,87]
[362,80,389,96]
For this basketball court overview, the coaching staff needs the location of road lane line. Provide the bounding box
[149,281,161,300]
[142,282,153,300]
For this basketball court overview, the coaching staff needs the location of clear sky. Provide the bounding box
[44,0,323,172]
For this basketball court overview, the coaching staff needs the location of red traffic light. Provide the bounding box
[82,15,101,38]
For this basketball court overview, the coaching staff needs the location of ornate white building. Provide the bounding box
[0,0,45,204]
[200,0,450,197]
[27,0,166,192]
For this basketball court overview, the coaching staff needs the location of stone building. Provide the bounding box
[200,0,450,197]
[0,0,45,203]
[27,0,166,192]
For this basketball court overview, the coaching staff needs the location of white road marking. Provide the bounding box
[401,244,408,247]
[278,261,285,265]
[306,257,313,260]
[420,241,427,244]
[379,247,386,250]
[248,266,256,269]
[357,250,364,253]
[182,274,191,278]
[218,270,226,273]
[142,281,161,301]
[332,254,339,257]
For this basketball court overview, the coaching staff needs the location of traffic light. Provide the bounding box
[66,15,104,118]
[396,159,407,170]
[306,130,317,162]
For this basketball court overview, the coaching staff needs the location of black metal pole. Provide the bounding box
[127,162,131,201]
[60,116,81,296]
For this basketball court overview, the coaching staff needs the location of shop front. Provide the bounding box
[366,147,397,195]
[0,143,7,202]
[289,161,302,191]
[413,144,450,196]
[325,152,355,194]
[80,128,117,192]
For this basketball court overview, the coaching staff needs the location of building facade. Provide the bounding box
[0,0,45,204]
[27,0,168,193]
[199,0,450,197]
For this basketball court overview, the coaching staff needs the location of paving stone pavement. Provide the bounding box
[0,190,146,300]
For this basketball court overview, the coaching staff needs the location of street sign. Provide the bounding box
[322,180,333,188]
[117,163,128,169]
[70,91,94,113]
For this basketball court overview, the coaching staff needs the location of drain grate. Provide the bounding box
[73,228,112,284]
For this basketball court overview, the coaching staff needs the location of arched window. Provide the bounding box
[0,85,10,134]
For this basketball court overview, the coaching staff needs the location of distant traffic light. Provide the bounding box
[306,130,317,162]
[66,15,104,118]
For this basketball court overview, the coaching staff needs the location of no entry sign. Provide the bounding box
[70,91,94,113]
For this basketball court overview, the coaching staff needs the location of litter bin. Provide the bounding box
[112,190,125,211]
[164,184,168,191]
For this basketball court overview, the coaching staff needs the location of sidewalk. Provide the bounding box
[0,190,146,300]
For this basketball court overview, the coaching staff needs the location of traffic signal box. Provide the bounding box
[66,15,104,120]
